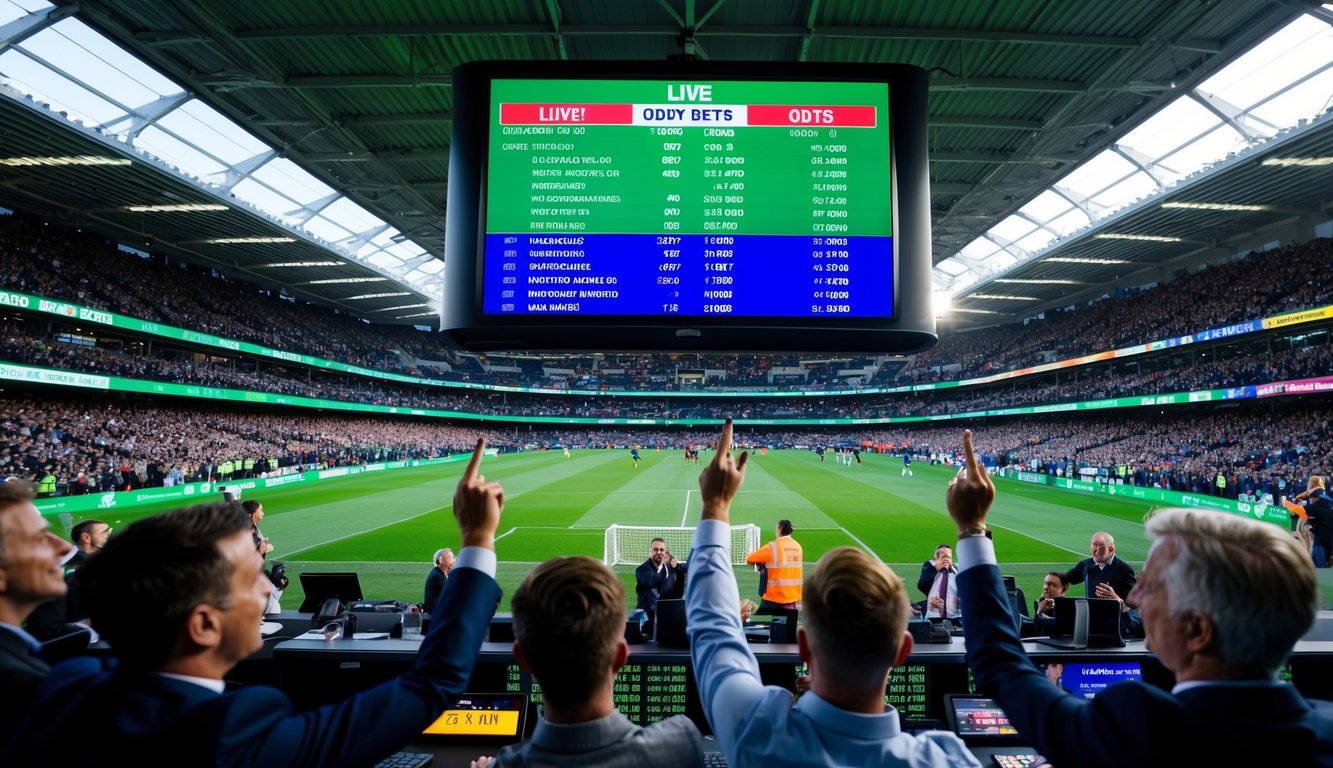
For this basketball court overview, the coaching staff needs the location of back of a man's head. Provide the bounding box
[511,555,624,710]
[803,547,910,694]
[1147,507,1318,674]
[78,503,252,669]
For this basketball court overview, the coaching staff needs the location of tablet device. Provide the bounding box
[419,693,528,745]
[943,694,1022,745]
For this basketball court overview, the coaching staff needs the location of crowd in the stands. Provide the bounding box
[5,212,1333,393]
[3,390,1327,509]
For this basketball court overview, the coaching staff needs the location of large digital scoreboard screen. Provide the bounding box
[443,61,936,353]
[482,78,893,319]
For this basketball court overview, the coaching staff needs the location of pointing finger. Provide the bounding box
[462,438,486,483]
[719,418,733,455]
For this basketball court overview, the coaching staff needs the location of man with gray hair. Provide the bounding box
[949,429,1333,767]
[425,547,455,613]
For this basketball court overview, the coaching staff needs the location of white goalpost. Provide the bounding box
[603,524,761,566]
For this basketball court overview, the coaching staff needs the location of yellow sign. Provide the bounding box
[423,709,521,736]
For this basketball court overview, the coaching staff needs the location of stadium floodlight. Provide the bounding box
[0,156,131,167]
[260,261,344,268]
[1093,233,1182,242]
[968,293,1040,301]
[1160,202,1269,212]
[951,308,1003,314]
[394,311,438,319]
[604,524,760,567]
[207,236,298,244]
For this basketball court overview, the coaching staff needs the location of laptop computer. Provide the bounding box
[1032,597,1125,650]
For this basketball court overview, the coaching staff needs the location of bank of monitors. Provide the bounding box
[442,60,936,353]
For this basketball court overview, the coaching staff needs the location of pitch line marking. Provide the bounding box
[680,490,693,526]
[837,526,881,561]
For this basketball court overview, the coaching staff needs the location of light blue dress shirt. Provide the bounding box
[685,519,980,767]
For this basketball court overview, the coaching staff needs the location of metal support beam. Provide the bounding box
[0,5,76,52]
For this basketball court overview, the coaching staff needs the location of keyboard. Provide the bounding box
[992,755,1041,768]
[702,751,728,767]
[375,752,433,768]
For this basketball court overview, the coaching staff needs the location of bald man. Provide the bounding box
[1062,531,1136,601]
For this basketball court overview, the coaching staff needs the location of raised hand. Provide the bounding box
[700,418,748,522]
[946,429,995,534]
[454,439,503,551]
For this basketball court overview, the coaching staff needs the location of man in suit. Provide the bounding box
[480,555,704,767]
[25,517,109,641]
[634,537,685,635]
[949,430,1333,767]
[917,543,960,621]
[1062,530,1135,601]
[3,440,504,767]
[424,547,454,612]
[0,479,74,745]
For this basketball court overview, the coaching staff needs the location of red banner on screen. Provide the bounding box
[500,103,635,125]
[747,105,878,127]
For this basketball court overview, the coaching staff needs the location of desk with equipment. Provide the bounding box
[270,633,1333,765]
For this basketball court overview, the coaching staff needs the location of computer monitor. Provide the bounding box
[297,572,364,614]
[653,598,689,647]
[943,694,1022,745]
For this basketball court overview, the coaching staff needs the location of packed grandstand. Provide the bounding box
[2,212,1328,505]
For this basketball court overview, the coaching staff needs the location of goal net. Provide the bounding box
[604,524,761,566]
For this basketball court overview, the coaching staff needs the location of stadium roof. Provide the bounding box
[0,0,1330,328]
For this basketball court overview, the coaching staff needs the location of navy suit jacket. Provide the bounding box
[635,558,686,613]
[1062,555,1136,600]
[959,560,1333,767]
[0,627,49,746]
[2,565,500,767]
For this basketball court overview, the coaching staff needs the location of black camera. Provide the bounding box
[268,561,289,591]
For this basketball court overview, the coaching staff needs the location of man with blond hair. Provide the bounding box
[685,420,977,767]
[485,555,703,767]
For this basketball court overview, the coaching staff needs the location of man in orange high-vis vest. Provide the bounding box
[746,519,802,614]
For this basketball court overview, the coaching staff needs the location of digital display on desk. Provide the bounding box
[1053,662,1142,700]
[885,663,930,721]
[421,694,526,737]
[482,78,893,319]
[500,662,689,726]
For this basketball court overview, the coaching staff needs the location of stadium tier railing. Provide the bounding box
[4,286,1333,399]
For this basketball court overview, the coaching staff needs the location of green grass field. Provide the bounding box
[79,448,1333,611]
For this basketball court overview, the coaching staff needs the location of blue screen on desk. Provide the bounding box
[1058,662,1141,700]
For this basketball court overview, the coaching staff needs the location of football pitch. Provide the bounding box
[93,448,1333,610]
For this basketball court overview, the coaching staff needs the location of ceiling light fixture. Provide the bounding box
[1093,233,1182,243]
[1261,157,1333,168]
[1161,202,1269,212]
[207,236,298,244]
[347,292,412,300]
[1046,257,1131,265]
[994,278,1081,285]
[125,203,228,212]
[0,155,131,167]
[306,277,388,285]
